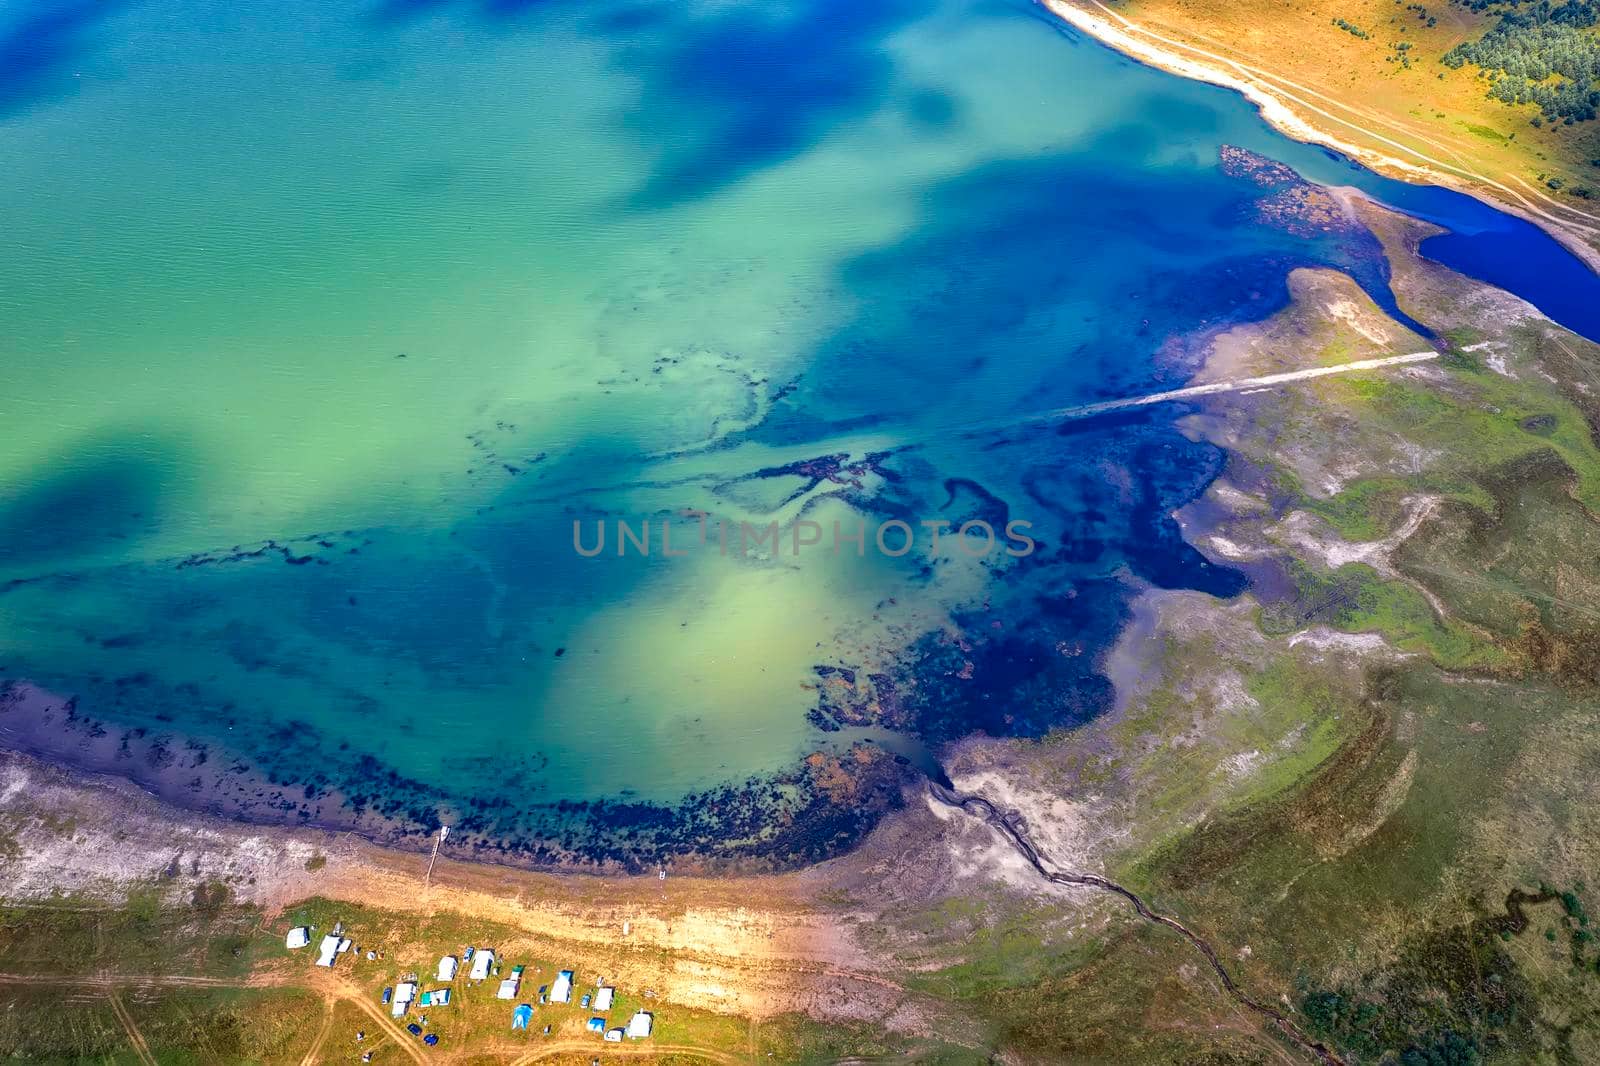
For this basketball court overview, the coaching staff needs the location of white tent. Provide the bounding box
[315,933,348,967]
[594,986,614,1012]
[469,949,494,981]
[437,955,458,981]
[390,982,416,1018]
[497,975,520,1000]
[551,970,573,1004]
[285,927,311,950]
[626,1011,653,1039]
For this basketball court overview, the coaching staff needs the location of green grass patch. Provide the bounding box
[755,1014,971,1064]
[0,894,264,980]
[1260,560,1504,670]
[907,904,1094,998]
[1316,371,1600,533]
[0,984,319,1065]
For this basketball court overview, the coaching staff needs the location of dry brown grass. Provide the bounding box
[1062,0,1600,253]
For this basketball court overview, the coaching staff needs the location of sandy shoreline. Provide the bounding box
[0,734,1089,1035]
[0,744,915,1023]
[1041,0,1600,276]
[0,679,440,857]
[0,677,917,878]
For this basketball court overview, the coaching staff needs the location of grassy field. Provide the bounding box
[1100,208,1600,1061]
[0,891,961,1064]
[1080,0,1600,249]
[843,246,1600,1059]
[0,893,312,1064]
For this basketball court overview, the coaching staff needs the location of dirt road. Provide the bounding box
[107,991,158,1066]
[0,969,428,1065]
[1044,0,1600,264]
[507,1041,748,1065]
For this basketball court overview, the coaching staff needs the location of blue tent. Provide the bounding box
[511,1004,533,1031]
[586,1017,605,1033]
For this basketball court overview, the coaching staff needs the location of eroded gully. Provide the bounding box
[928,781,1345,1065]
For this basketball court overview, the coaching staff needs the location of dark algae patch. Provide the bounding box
[433,741,916,872]
[814,586,1128,744]
[807,427,1249,749]
[1218,146,1433,340]
[0,678,912,873]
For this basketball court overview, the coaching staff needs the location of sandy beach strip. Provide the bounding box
[1040,0,1600,275]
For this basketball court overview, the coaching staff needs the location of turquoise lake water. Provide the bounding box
[2,0,1595,862]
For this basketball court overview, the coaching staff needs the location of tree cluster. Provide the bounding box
[1443,0,1600,123]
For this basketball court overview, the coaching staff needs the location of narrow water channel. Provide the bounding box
[928,781,1345,1065]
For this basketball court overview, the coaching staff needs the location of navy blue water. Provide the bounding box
[1302,147,1600,340]
[1020,6,1600,342]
